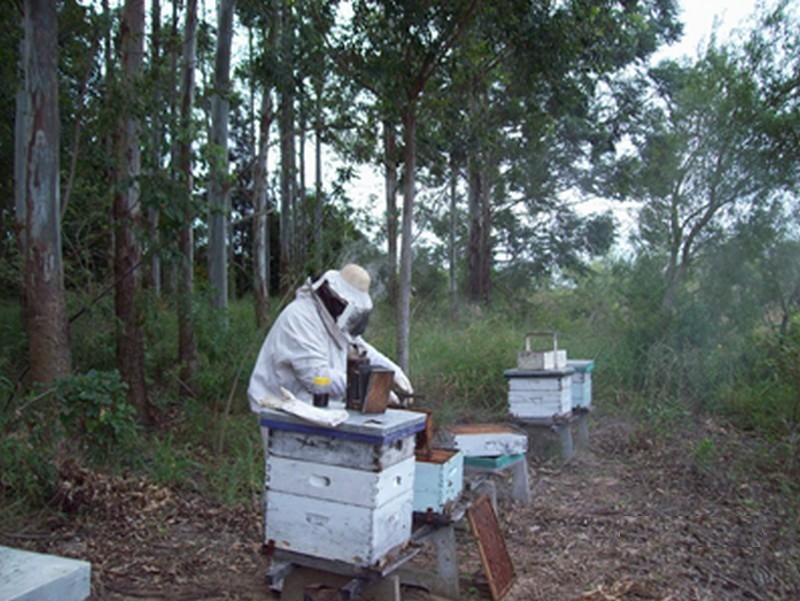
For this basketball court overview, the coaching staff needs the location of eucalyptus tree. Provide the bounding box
[0,3,19,283]
[294,0,339,275]
[208,0,237,310]
[277,0,296,285]
[618,48,789,311]
[113,0,150,423]
[468,0,680,299]
[238,0,279,327]
[178,0,199,396]
[15,0,71,384]
[331,0,480,372]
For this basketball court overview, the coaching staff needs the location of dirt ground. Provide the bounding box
[2,412,798,600]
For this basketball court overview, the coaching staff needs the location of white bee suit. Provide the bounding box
[247,270,411,413]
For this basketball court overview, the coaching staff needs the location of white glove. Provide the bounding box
[258,388,349,428]
[392,369,413,397]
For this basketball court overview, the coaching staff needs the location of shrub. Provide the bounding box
[56,369,140,463]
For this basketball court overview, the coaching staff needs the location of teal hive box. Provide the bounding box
[566,359,594,409]
[413,448,464,515]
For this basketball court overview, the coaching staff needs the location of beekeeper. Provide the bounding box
[247,263,413,413]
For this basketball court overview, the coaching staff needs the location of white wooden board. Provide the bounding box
[444,425,528,457]
[507,376,569,393]
[265,489,413,566]
[267,455,414,508]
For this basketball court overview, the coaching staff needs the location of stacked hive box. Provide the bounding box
[260,407,426,567]
[504,367,574,420]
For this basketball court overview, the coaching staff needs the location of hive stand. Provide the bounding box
[463,453,531,504]
[267,519,462,601]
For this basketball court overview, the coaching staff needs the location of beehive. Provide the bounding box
[413,448,464,514]
[504,368,574,420]
[260,407,426,567]
[567,359,594,410]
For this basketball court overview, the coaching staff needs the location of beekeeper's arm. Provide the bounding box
[355,338,414,399]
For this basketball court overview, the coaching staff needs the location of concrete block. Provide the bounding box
[0,546,90,601]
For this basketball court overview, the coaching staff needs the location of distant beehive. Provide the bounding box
[261,408,426,567]
[504,367,574,420]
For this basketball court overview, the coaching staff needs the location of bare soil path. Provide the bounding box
[2,413,798,600]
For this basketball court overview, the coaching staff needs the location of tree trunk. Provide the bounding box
[178,0,198,397]
[297,100,307,270]
[16,0,71,386]
[254,89,273,329]
[396,103,417,374]
[479,173,491,303]
[448,151,458,308]
[146,0,162,295]
[208,0,236,310]
[113,0,150,424]
[313,111,323,274]
[466,157,483,303]
[278,0,295,287]
[384,119,399,304]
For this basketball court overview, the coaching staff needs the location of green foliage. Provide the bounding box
[386,300,538,424]
[144,434,200,488]
[0,299,25,382]
[0,381,58,514]
[722,319,800,444]
[0,425,58,515]
[67,291,118,372]
[55,370,140,462]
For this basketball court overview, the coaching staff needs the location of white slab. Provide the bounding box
[265,489,413,566]
[413,450,464,514]
[0,546,91,601]
[442,424,528,457]
[267,454,414,508]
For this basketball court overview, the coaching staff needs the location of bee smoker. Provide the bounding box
[346,346,393,413]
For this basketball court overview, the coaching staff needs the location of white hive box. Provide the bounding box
[260,407,426,567]
[441,423,528,457]
[567,359,594,410]
[504,368,574,420]
[413,449,464,514]
[0,546,91,601]
[267,454,415,507]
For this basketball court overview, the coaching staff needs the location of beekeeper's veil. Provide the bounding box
[312,264,373,339]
